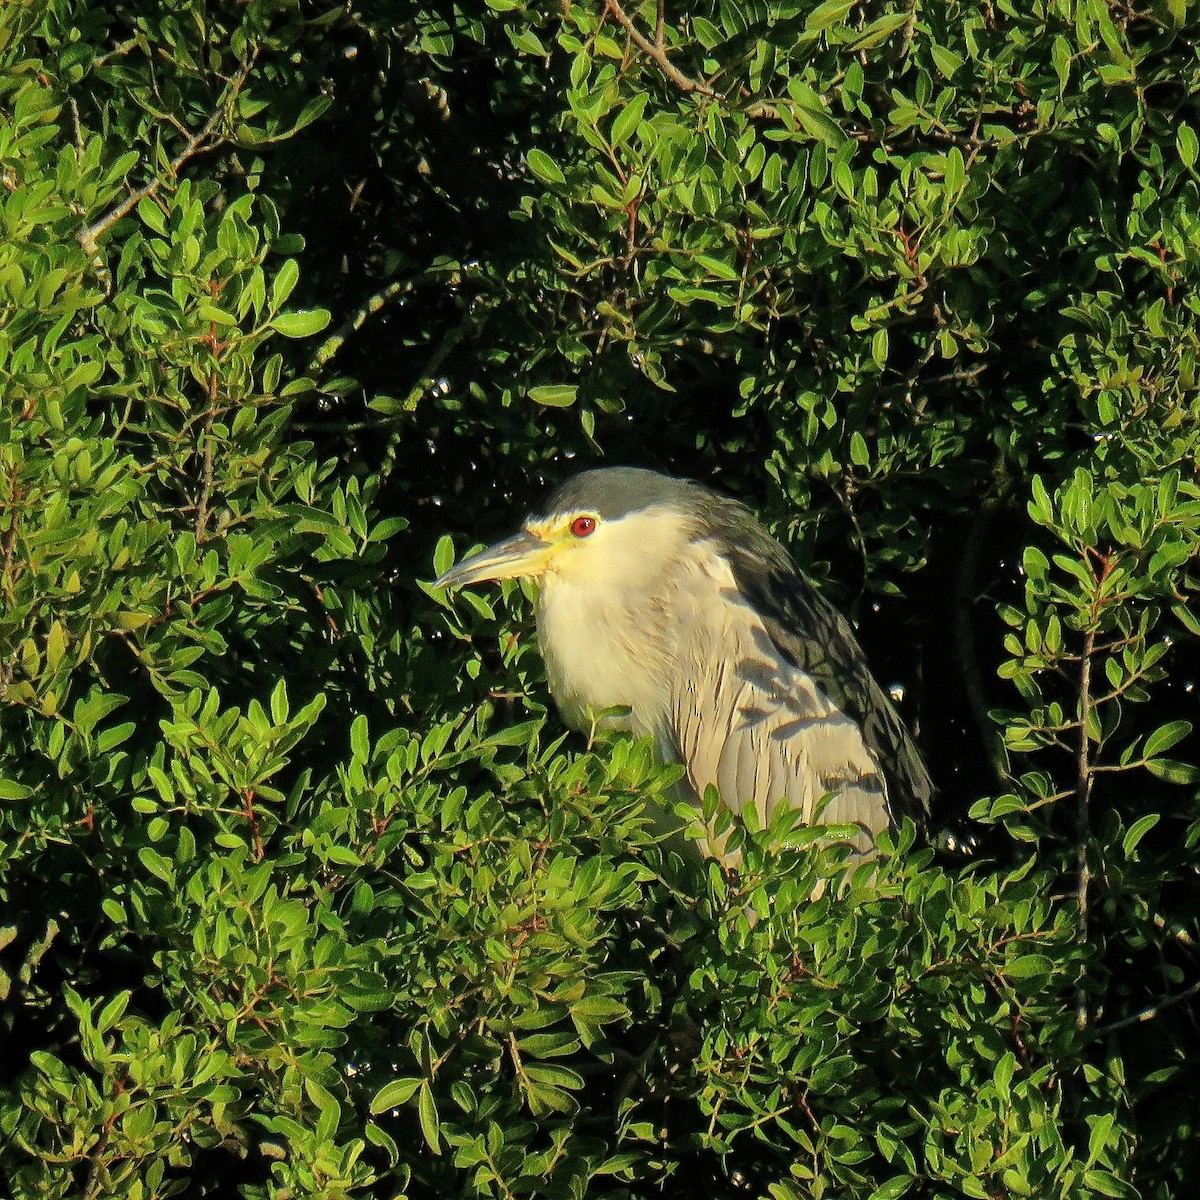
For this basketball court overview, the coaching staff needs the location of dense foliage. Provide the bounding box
[1,0,1198,1197]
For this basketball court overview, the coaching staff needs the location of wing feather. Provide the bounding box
[703,501,935,828]
[668,549,889,860]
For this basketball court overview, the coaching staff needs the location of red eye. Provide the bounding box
[570,515,596,538]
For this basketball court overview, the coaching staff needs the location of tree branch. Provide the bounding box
[306,267,462,374]
[195,375,218,543]
[1092,975,1200,1037]
[1,460,21,610]
[379,304,493,480]
[1074,626,1096,1030]
[603,0,714,97]
[76,59,253,258]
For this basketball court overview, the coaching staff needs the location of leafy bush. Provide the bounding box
[1,1,1198,1197]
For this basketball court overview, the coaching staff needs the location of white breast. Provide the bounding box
[535,573,673,739]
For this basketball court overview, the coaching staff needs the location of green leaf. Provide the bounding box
[1005,954,1054,980]
[291,95,332,136]
[433,534,457,580]
[96,722,135,753]
[519,1032,580,1058]
[1122,813,1160,857]
[930,44,965,78]
[571,995,629,1022]
[365,1121,399,1163]
[137,846,175,885]
[417,1080,441,1154]
[805,0,855,31]
[524,1063,583,1090]
[1023,545,1050,579]
[481,720,541,749]
[137,196,167,235]
[1178,123,1199,169]
[370,1078,422,1113]
[510,28,548,56]
[1028,475,1052,525]
[271,258,300,310]
[527,148,566,184]
[96,991,131,1034]
[270,309,331,338]
[1081,1169,1139,1199]
[46,620,67,671]
[866,1178,913,1200]
[871,327,888,368]
[528,384,578,407]
[1145,758,1200,785]
[695,254,739,281]
[1144,720,1191,759]
[792,100,847,148]
[610,93,648,148]
[848,11,910,50]
[1173,602,1200,636]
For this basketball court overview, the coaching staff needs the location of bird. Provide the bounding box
[434,467,933,862]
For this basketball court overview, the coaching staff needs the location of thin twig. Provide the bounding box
[923,362,990,387]
[1092,976,1200,1037]
[313,307,486,435]
[92,36,141,70]
[76,59,253,255]
[195,373,219,542]
[1,461,20,606]
[306,268,461,373]
[603,0,714,97]
[242,789,265,861]
[379,305,493,481]
[1153,913,1198,954]
[592,5,841,127]
[1075,626,1096,1030]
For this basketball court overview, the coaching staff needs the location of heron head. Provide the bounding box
[433,467,704,593]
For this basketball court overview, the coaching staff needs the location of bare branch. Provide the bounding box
[1075,626,1096,1030]
[307,267,463,374]
[603,0,714,98]
[76,58,254,257]
[0,461,21,636]
[1093,975,1200,1037]
[1154,912,1198,955]
[196,372,219,543]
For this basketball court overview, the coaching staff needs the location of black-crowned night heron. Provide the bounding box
[435,467,932,860]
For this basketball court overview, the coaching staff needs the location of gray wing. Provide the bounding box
[718,526,935,830]
[668,551,892,861]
